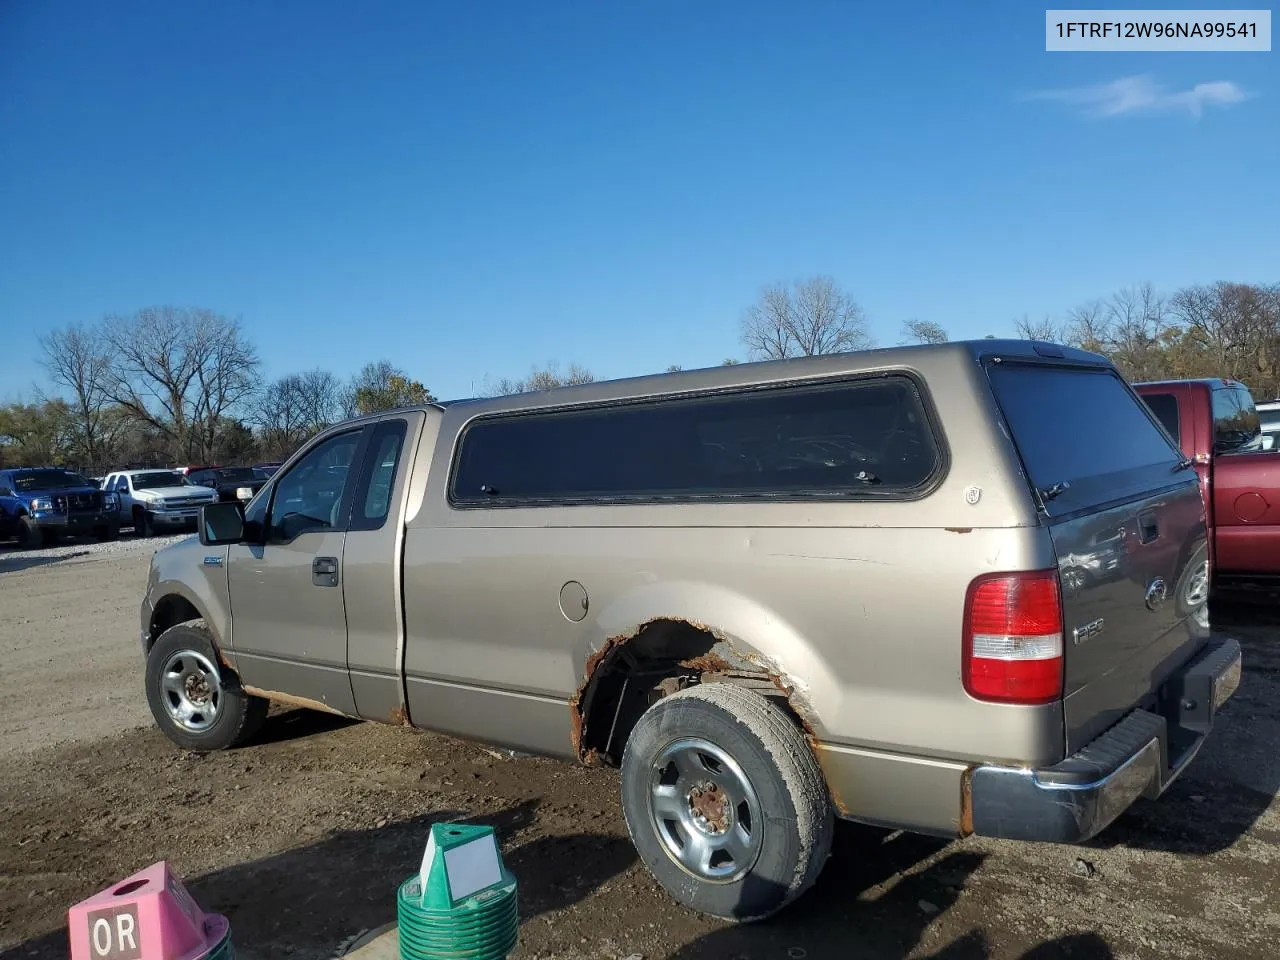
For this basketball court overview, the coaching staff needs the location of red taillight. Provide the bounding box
[963,570,1063,705]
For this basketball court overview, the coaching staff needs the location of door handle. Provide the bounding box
[312,556,339,587]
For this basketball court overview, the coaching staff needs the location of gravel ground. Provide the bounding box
[0,533,190,760]
[1,544,1278,960]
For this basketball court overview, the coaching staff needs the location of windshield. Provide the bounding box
[132,471,187,490]
[216,467,258,483]
[12,470,91,491]
[1258,408,1280,429]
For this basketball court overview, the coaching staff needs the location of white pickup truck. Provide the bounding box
[102,469,218,536]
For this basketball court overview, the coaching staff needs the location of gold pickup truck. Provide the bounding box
[138,341,1240,921]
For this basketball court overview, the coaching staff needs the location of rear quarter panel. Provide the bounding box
[400,350,1066,768]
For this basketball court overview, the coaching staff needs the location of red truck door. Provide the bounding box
[1207,384,1280,576]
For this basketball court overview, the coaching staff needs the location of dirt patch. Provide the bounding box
[0,540,179,760]
[1,550,1279,958]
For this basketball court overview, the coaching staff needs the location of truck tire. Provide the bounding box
[619,683,834,922]
[145,621,269,752]
[1176,542,1211,631]
[133,507,154,538]
[94,523,119,542]
[18,517,42,550]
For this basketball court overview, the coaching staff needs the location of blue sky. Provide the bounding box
[1,1,1275,402]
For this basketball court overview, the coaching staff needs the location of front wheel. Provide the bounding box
[620,683,834,922]
[18,517,43,549]
[133,508,154,538]
[145,621,269,751]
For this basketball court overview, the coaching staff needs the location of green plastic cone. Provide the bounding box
[397,823,519,960]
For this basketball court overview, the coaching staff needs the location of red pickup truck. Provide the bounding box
[1135,378,1280,585]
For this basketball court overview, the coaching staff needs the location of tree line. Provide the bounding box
[4,277,1277,471]
[0,307,595,472]
[741,276,1280,397]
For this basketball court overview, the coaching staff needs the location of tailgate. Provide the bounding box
[984,360,1210,754]
[1050,484,1208,751]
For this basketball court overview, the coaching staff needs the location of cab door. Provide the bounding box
[226,426,370,714]
[341,414,423,721]
[111,475,132,521]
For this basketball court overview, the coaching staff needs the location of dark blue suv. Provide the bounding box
[0,468,120,548]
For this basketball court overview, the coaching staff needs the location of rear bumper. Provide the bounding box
[969,636,1242,843]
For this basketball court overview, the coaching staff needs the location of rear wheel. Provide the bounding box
[620,683,833,922]
[94,523,119,542]
[1177,543,1211,631]
[145,621,269,751]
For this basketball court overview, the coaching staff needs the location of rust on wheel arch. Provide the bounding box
[569,617,828,774]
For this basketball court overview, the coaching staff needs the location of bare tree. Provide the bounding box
[102,306,260,463]
[1014,314,1063,342]
[1102,283,1169,380]
[741,276,873,360]
[191,315,262,462]
[1064,299,1108,352]
[482,361,595,396]
[250,374,308,458]
[38,323,112,470]
[486,377,527,397]
[1171,282,1280,389]
[899,319,948,345]
[296,368,342,429]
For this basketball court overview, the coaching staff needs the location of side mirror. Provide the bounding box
[199,501,246,546]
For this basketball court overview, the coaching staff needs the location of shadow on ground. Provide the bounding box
[1085,612,1280,857]
[248,707,361,746]
[0,798,637,960]
[669,824,1115,959]
[0,551,90,573]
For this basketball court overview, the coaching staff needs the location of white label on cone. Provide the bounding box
[442,836,503,901]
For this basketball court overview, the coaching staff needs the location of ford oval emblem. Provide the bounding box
[1145,577,1168,611]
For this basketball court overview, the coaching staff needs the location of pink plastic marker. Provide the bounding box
[68,861,229,960]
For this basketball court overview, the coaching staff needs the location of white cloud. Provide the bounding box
[1027,75,1250,118]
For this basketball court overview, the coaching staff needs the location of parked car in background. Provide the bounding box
[0,467,119,547]
[188,466,269,503]
[140,341,1237,922]
[1135,378,1280,588]
[253,462,283,479]
[103,469,218,536]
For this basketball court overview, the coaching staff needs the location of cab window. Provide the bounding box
[1212,386,1262,454]
[351,420,407,531]
[268,430,363,542]
[1140,392,1180,444]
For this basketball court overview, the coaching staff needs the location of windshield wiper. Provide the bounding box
[1038,480,1071,503]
